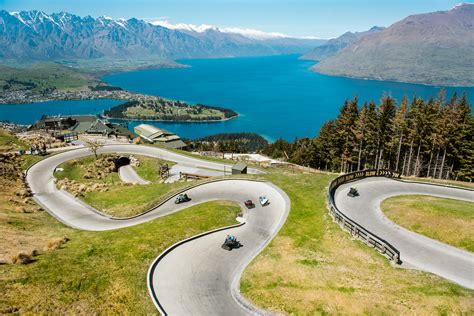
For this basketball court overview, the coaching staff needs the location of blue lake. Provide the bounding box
[103,55,473,141]
[0,99,122,125]
[1,55,472,141]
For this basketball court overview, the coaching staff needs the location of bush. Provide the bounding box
[47,237,70,250]
[12,251,37,264]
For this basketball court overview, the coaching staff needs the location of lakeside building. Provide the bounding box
[30,115,135,141]
[71,120,135,139]
[30,115,96,131]
[134,124,186,149]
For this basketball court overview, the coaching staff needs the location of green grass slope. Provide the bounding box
[0,63,99,93]
[382,195,474,252]
[0,201,240,314]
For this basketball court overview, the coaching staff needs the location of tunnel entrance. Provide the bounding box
[114,156,131,170]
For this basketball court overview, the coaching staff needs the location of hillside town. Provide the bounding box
[0,86,152,105]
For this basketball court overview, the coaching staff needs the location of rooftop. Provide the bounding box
[134,124,176,140]
[232,162,248,171]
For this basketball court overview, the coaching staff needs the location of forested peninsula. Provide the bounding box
[103,98,237,122]
[263,92,473,181]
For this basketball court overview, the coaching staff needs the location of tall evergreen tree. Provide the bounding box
[362,100,378,169]
[260,92,472,181]
[354,102,368,171]
[453,93,473,181]
[390,96,409,171]
[335,97,359,172]
[375,96,396,169]
[313,120,338,170]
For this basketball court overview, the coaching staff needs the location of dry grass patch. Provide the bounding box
[382,195,474,252]
[47,237,70,250]
[11,251,37,265]
[243,234,474,314]
[0,144,71,264]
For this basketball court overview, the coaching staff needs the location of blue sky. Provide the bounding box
[0,0,466,38]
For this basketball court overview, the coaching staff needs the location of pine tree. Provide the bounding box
[354,102,368,171]
[335,97,359,172]
[429,90,446,178]
[452,93,473,181]
[291,138,317,167]
[390,96,409,171]
[375,96,396,170]
[313,120,338,170]
[439,93,459,179]
[260,92,472,181]
[362,100,378,169]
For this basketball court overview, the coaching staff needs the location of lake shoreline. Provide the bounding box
[2,56,472,141]
[101,113,239,123]
[311,67,474,88]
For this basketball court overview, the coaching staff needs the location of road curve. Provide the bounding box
[27,144,264,230]
[118,165,150,185]
[334,177,474,289]
[26,144,290,314]
[151,181,289,315]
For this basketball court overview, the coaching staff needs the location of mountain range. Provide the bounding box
[312,3,474,87]
[300,26,385,61]
[0,10,325,61]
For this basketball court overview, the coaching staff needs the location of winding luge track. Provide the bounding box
[334,177,474,289]
[118,164,150,185]
[26,144,289,314]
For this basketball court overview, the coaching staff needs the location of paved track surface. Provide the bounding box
[118,165,150,185]
[152,181,289,315]
[26,144,289,314]
[168,164,226,181]
[27,144,264,229]
[334,177,474,289]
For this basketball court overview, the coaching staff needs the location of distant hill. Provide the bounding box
[312,3,474,87]
[300,26,384,61]
[0,10,325,62]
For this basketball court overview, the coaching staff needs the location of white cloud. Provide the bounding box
[145,19,319,40]
[219,27,287,39]
[150,19,218,33]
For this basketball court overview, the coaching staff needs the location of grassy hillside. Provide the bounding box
[382,195,474,252]
[0,63,99,93]
[55,57,183,75]
[1,132,473,314]
[0,201,240,314]
[0,129,29,151]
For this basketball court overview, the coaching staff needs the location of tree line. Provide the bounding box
[262,91,473,181]
[185,133,268,153]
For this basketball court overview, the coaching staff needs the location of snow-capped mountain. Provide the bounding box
[149,20,294,40]
[0,10,326,61]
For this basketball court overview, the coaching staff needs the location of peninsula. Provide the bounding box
[103,98,238,122]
